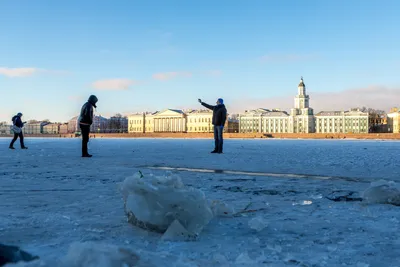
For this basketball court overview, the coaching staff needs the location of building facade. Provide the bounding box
[24,121,49,134]
[186,110,213,133]
[43,123,60,134]
[68,116,78,133]
[128,109,235,133]
[68,115,108,133]
[315,109,369,133]
[0,123,12,135]
[239,77,314,133]
[387,108,400,133]
[153,109,187,132]
[59,124,69,134]
[289,77,315,133]
[128,113,146,133]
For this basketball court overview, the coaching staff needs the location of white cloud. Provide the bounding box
[152,71,192,81]
[0,67,69,77]
[0,67,39,77]
[91,79,137,90]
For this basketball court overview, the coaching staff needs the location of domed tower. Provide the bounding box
[295,76,309,109]
[289,77,315,133]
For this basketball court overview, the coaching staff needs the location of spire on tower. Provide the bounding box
[298,76,305,87]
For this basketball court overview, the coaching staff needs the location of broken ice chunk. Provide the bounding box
[161,220,197,242]
[120,172,214,237]
[362,180,400,206]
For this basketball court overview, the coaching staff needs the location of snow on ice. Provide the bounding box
[1,138,400,266]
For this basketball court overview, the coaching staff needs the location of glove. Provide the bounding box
[198,99,202,103]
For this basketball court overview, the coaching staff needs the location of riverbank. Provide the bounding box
[1,132,400,139]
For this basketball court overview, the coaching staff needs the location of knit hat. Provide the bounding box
[217,98,224,104]
[17,112,23,117]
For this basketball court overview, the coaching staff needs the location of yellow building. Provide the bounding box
[43,123,60,134]
[128,113,146,133]
[387,108,400,133]
[144,113,156,133]
[186,110,213,132]
[128,108,234,133]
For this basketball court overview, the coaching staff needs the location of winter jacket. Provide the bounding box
[78,95,98,125]
[11,116,23,128]
[201,102,227,126]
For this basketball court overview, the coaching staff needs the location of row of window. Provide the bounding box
[189,126,213,132]
[130,119,211,125]
[189,118,211,123]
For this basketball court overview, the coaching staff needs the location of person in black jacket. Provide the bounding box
[9,113,27,149]
[198,98,227,153]
[78,95,98,157]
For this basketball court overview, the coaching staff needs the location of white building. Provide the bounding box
[239,77,315,133]
[315,109,369,133]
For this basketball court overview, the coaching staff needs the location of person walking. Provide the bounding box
[9,113,27,149]
[198,98,227,154]
[78,95,98,157]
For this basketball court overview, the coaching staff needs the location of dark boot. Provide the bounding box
[9,146,15,149]
[82,154,92,158]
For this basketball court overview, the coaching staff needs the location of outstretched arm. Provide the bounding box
[198,99,215,110]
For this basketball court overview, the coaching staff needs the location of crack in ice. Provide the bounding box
[144,166,368,182]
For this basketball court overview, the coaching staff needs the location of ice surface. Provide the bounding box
[1,138,400,266]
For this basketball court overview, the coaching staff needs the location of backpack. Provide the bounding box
[11,116,21,134]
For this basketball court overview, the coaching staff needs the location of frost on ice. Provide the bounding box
[362,180,400,206]
[119,172,215,240]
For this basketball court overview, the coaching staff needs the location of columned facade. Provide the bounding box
[154,116,186,132]
[152,109,187,133]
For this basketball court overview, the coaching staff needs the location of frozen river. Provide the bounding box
[0,138,399,266]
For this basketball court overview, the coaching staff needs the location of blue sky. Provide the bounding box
[1,0,399,122]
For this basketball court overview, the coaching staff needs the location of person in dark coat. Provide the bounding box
[78,95,98,157]
[198,98,227,153]
[9,112,27,149]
